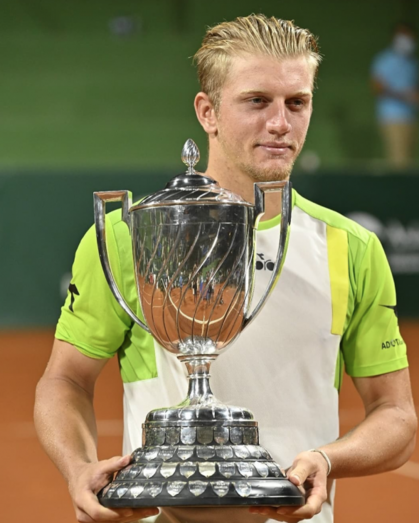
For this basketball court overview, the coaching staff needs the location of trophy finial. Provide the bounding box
[181,139,200,174]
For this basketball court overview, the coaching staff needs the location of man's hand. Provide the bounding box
[249,450,328,522]
[69,454,159,523]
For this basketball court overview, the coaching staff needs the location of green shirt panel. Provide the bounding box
[342,232,407,377]
[55,209,157,383]
[295,192,408,378]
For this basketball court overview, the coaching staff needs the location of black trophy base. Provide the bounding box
[99,423,304,508]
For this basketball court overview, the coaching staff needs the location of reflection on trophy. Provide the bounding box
[94,140,304,507]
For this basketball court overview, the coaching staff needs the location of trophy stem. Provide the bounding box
[177,355,217,406]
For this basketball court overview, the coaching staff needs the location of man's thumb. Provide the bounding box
[287,461,310,486]
[100,454,131,475]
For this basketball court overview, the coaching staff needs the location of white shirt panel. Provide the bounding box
[122,206,340,523]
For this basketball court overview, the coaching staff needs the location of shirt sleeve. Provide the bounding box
[341,233,408,377]
[55,212,135,359]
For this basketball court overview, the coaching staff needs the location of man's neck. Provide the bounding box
[204,156,284,222]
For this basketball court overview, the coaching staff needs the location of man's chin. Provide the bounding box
[244,163,294,182]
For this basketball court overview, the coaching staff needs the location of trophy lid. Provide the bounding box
[139,139,248,206]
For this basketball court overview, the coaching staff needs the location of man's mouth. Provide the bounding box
[257,142,293,155]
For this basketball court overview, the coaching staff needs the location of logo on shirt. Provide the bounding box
[68,283,79,312]
[382,338,404,350]
[380,304,398,318]
[256,253,274,271]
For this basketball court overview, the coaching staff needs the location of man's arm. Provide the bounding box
[371,77,419,104]
[322,367,417,477]
[34,338,158,523]
[250,367,417,522]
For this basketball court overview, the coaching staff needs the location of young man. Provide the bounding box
[35,15,417,523]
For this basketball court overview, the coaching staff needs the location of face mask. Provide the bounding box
[393,34,416,56]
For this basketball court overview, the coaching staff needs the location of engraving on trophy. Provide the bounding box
[218,462,235,478]
[180,462,197,479]
[180,426,197,445]
[214,426,229,445]
[160,463,177,478]
[145,448,159,461]
[230,427,243,445]
[94,140,303,508]
[159,447,176,461]
[146,482,163,497]
[198,462,216,478]
[189,480,208,497]
[127,464,143,479]
[254,462,269,477]
[211,481,230,497]
[177,446,194,461]
[130,484,145,498]
[234,446,250,459]
[167,481,187,497]
[196,446,216,461]
[238,462,254,478]
[215,446,234,460]
[197,426,214,445]
[143,463,159,479]
[234,481,252,498]
[116,487,128,499]
[165,427,180,445]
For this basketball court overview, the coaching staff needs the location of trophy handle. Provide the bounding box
[243,180,292,329]
[94,190,150,333]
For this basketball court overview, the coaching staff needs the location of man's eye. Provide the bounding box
[250,97,265,104]
[287,99,304,108]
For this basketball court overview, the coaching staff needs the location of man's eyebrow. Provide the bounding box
[287,90,312,98]
[238,90,268,96]
[238,89,312,97]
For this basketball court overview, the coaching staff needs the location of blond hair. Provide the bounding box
[194,14,321,110]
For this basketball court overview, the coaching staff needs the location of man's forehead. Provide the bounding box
[224,54,315,94]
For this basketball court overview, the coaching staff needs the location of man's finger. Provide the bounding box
[275,492,325,519]
[98,455,132,476]
[78,489,159,523]
[77,490,134,521]
[126,507,160,521]
[249,506,295,522]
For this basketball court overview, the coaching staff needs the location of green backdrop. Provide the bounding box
[0,0,418,168]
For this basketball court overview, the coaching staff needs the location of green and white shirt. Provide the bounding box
[56,190,408,523]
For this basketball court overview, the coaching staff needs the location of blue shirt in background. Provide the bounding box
[371,48,418,122]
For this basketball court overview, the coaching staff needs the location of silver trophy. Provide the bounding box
[94,139,303,508]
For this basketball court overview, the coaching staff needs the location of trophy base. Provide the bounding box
[99,421,304,508]
[99,358,304,508]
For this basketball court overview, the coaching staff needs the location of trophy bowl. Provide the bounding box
[93,140,304,508]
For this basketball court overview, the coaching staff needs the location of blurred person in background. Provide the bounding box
[371,22,418,168]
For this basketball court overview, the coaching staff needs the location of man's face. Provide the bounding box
[213,54,314,182]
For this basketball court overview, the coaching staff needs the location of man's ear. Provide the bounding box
[194,92,218,135]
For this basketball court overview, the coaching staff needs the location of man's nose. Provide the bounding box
[266,106,292,135]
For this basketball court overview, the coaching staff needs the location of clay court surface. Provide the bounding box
[1,323,418,522]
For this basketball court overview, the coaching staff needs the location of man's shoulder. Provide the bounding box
[106,208,132,241]
[294,191,371,245]
[106,196,145,230]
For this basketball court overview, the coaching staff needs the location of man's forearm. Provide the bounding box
[34,375,99,485]
[320,403,417,479]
